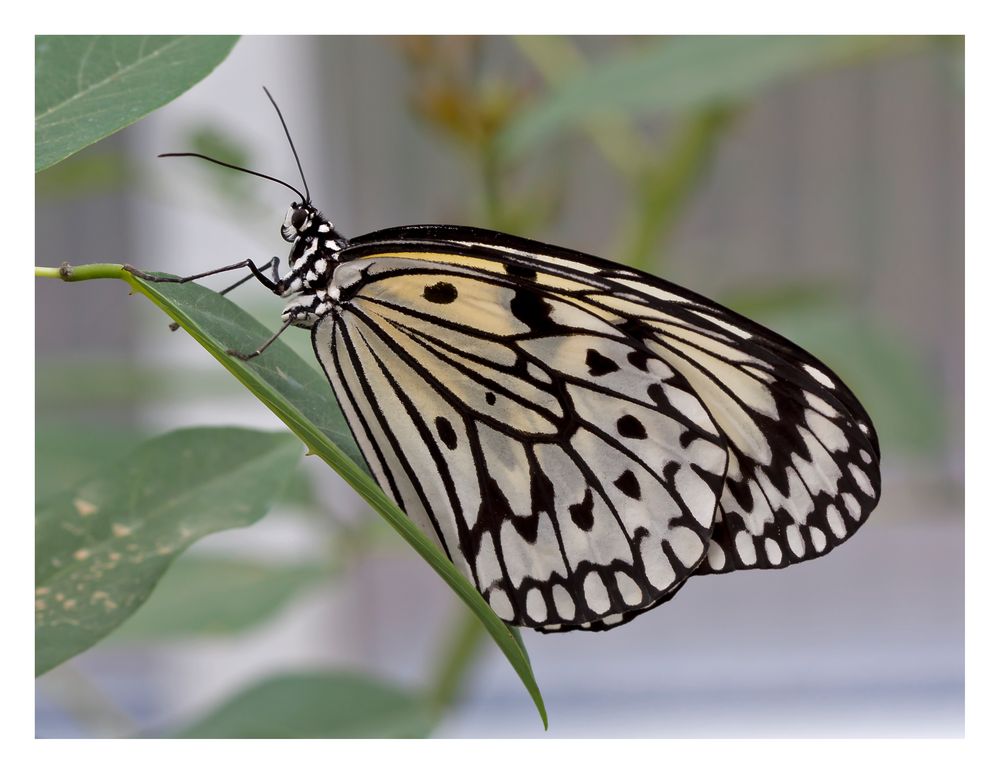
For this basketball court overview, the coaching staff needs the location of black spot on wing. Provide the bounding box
[513,514,540,542]
[511,288,557,333]
[616,414,648,439]
[627,350,651,371]
[423,281,458,304]
[434,416,458,450]
[614,470,641,500]
[569,489,595,531]
[585,348,619,376]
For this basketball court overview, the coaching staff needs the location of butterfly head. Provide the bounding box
[281,202,348,247]
[282,202,317,242]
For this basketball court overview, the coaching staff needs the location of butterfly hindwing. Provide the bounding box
[312,225,880,631]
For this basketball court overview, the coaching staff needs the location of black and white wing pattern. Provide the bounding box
[314,225,881,632]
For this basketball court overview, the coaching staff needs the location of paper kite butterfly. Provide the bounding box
[131,90,881,633]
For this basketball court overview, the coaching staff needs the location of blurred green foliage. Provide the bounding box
[111,556,327,639]
[177,672,436,738]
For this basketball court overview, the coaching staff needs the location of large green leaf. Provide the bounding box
[111,556,326,639]
[42,263,547,728]
[35,422,145,502]
[501,35,920,157]
[35,35,238,172]
[177,672,435,738]
[35,427,302,676]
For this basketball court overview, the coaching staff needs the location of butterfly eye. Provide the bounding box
[290,209,307,230]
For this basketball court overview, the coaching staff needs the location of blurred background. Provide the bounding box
[35,36,964,737]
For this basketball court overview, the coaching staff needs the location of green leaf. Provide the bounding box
[35,427,302,676]
[36,419,321,509]
[501,35,921,157]
[35,35,239,172]
[35,422,145,502]
[177,672,435,738]
[111,556,326,639]
[99,266,547,728]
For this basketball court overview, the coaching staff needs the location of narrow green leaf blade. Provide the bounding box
[117,269,548,728]
[177,672,435,738]
[501,35,919,157]
[35,35,239,172]
[35,427,302,676]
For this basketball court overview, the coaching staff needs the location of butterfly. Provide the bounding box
[132,89,880,633]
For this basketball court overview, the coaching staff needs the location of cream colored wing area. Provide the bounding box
[314,267,730,631]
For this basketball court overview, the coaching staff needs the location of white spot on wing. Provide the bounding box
[849,463,875,497]
[489,588,514,620]
[764,538,782,565]
[552,584,575,620]
[706,539,726,570]
[786,526,805,558]
[615,572,643,606]
[826,504,847,538]
[525,588,547,622]
[640,536,676,590]
[667,525,704,568]
[804,390,839,418]
[734,532,756,565]
[806,409,849,452]
[583,571,611,614]
[804,364,835,388]
[843,492,862,521]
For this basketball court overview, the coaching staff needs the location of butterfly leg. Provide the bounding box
[225,319,294,361]
[218,257,281,297]
[124,258,284,294]
[126,257,284,332]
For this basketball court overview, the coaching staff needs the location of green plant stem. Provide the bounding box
[36,263,128,282]
[427,607,488,720]
[620,105,739,273]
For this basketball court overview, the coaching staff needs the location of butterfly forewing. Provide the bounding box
[314,247,730,630]
[314,225,880,631]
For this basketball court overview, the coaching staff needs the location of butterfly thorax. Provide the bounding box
[276,202,348,328]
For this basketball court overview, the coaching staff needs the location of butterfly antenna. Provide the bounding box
[157,152,307,203]
[262,86,311,204]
